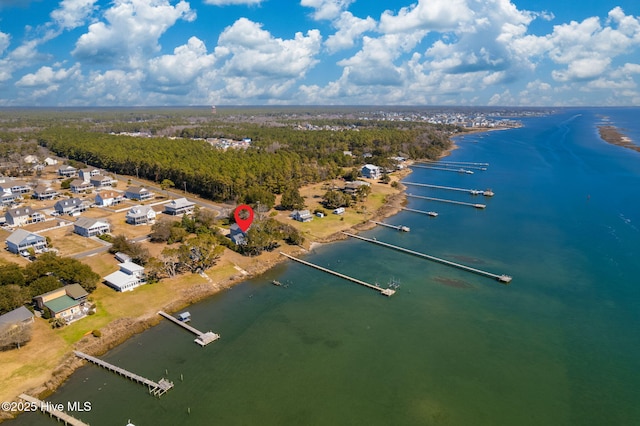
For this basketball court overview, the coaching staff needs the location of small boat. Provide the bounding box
[399,226,410,232]
[427,211,438,217]
[272,280,283,286]
[483,189,494,197]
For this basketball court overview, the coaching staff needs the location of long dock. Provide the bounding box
[19,394,89,426]
[280,252,396,296]
[412,164,474,174]
[420,160,489,167]
[401,207,439,217]
[418,161,488,171]
[158,311,220,346]
[404,182,494,197]
[342,233,512,284]
[407,193,486,209]
[73,351,174,396]
[370,220,409,232]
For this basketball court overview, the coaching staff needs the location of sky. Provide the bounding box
[0,0,639,107]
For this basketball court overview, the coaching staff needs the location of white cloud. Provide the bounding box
[73,0,196,67]
[146,37,215,94]
[16,64,81,87]
[50,0,98,30]
[379,0,474,34]
[203,0,262,5]
[216,18,321,79]
[325,12,376,54]
[0,31,9,56]
[301,0,354,21]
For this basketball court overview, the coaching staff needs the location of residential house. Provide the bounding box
[33,284,89,321]
[5,207,44,227]
[291,209,313,222]
[78,168,101,182]
[361,164,382,179]
[9,182,32,194]
[70,179,94,194]
[103,261,146,292]
[74,217,111,237]
[5,229,47,255]
[126,205,156,225]
[163,197,195,215]
[44,157,58,166]
[58,165,77,177]
[23,155,39,164]
[0,306,34,327]
[125,186,154,201]
[343,180,370,195]
[89,174,116,189]
[54,198,89,215]
[32,185,59,200]
[229,223,247,245]
[0,192,19,206]
[95,190,124,207]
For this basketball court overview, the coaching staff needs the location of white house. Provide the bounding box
[126,205,156,225]
[361,164,382,179]
[104,262,146,292]
[78,168,101,182]
[125,186,153,201]
[5,207,43,227]
[58,165,77,177]
[70,179,94,194]
[95,190,124,207]
[291,210,313,222]
[43,157,58,166]
[5,229,47,255]
[23,155,39,164]
[163,197,195,215]
[74,217,111,237]
[229,223,247,245]
[54,198,89,215]
[32,185,59,200]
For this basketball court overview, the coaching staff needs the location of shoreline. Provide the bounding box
[0,178,413,422]
[598,125,640,153]
[0,140,460,422]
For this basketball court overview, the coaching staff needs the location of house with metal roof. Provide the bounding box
[54,198,89,214]
[163,197,195,215]
[58,165,77,177]
[33,284,89,322]
[5,206,44,227]
[5,229,47,255]
[103,262,146,292]
[0,306,34,327]
[32,184,59,200]
[126,205,156,225]
[90,175,117,189]
[70,179,94,194]
[74,217,111,237]
[361,164,382,179]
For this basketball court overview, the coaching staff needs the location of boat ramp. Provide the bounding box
[370,220,410,232]
[158,311,220,347]
[19,394,89,426]
[407,193,486,209]
[73,351,174,396]
[404,182,494,197]
[342,232,512,284]
[280,252,396,296]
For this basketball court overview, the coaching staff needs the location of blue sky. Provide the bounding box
[1,0,639,106]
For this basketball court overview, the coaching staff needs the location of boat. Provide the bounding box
[427,211,438,217]
[470,190,480,195]
[272,280,282,286]
[399,226,410,232]
[483,189,494,197]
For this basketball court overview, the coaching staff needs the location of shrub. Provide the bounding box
[92,329,102,338]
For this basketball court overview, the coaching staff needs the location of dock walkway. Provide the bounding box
[369,220,409,232]
[411,164,474,174]
[401,207,438,217]
[158,311,220,346]
[19,394,88,426]
[342,233,512,284]
[73,351,174,396]
[418,160,488,171]
[280,252,395,296]
[404,182,494,197]
[407,193,486,209]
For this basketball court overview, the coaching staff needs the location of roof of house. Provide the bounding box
[97,190,122,199]
[74,217,109,229]
[0,306,33,325]
[165,197,195,209]
[127,205,155,218]
[362,164,380,170]
[104,271,135,290]
[71,179,92,186]
[6,207,34,218]
[64,284,88,300]
[44,295,78,314]
[55,198,84,208]
[119,261,144,274]
[126,186,149,194]
[6,229,44,245]
[33,185,57,193]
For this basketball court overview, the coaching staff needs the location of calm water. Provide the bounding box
[12,108,640,425]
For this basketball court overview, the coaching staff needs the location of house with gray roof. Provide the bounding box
[70,179,94,194]
[361,164,382,179]
[126,205,156,225]
[229,223,247,245]
[78,168,101,182]
[89,174,117,189]
[0,306,34,327]
[5,207,44,227]
[32,185,59,200]
[104,262,146,292]
[54,198,89,214]
[163,197,195,215]
[125,186,153,201]
[58,165,77,177]
[5,229,47,255]
[74,217,111,237]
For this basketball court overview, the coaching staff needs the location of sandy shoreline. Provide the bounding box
[0,142,459,422]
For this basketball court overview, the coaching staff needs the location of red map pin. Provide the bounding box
[234,204,254,232]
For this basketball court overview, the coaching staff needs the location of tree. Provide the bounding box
[322,190,351,209]
[343,167,360,181]
[0,264,26,287]
[180,234,224,273]
[280,186,305,210]
[380,174,391,184]
[0,322,33,351]
[355,184,371,201]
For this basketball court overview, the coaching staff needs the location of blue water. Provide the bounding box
[11,108,640,425]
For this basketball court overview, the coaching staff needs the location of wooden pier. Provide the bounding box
[342,233,512,284]
[412,164,474,174]
[401,207,438,217]
[404,182,494,197]
[370,220,410,232]
[280,252,396,296]
[19,394,89,426]
[158,311,220,346]
[73,351,174,396]
[418,160,488,171]
[407,193,486,209]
